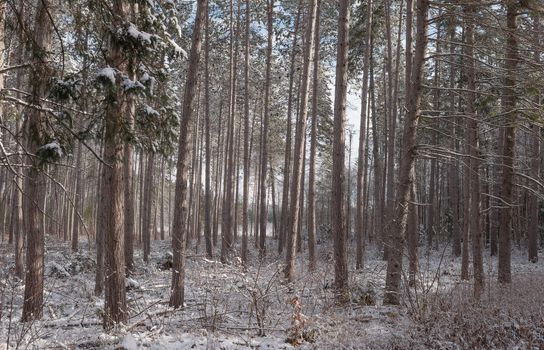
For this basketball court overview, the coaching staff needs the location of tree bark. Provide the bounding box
[204,0,214,258]
[278,2,302,255]
[285,0,318,282]
[528,14,540,263]
[142,153,154,263]
[241,0,251,266]
[170,0,206,308]
[356,0,373,270]
[258,0,274,258]
[21,0,53,322]
[383,0,428,305]
[307,0,321,272]
[331,0,350,301]
[498,1,519,285]
[464,2,484,298]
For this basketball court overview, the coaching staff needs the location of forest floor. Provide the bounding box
[1,237,544,349]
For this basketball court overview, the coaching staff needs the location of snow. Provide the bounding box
[122,77,146,92]
[96,66,116,85]
[127,23,155,45]
[38,141,64,158]
[166,37,187,59]
[1,238,543,349]
[143,105,160,117]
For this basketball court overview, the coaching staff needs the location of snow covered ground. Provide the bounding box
[1,238,543,349]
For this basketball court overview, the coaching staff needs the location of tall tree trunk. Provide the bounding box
[142,153,154,263]
[160,158,165,241]
[241,0,251,266]
[285,0,318,282]
[170,0,206,308]
[407,168,418,286]
[95,142,105,295]
[101,0,132,327]
[221,0,240,262]
[383,0,428,305]
[13,2,26,278]
[427,17,440,252]
[258,0,274,258]
[464,2,484,298]
[307,0,321,271]
[528,15,540,263]
[279,2,302,255]
[124,62,137,276]
[331,0,350,301]
[204,0,214,258]
[21,0,53,322]
[447,11,461,258]
[355,0,373,270]
[498,1,519,285]
[72,143,84,252]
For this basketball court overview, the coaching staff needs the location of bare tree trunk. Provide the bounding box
[143,153,154,263]
[383,0,428,306]
[382,0,399,260]
[427,17,441,252]
[221,0,240,262]
[257,0,274,258]
[307,0,321,271]
[160,158,165,241]
[95,142,105,295]
[355,0,373,270]
[498,1,518,285]
[13,3,25,277]
[447,11,461,258]
[279,2,302,255]
[72,143,83,252]
[464,2,483,298]
[528,15,540,263]
[241,0,251,266]
[284,0,318,282]
[124,70,137,276]
[331,0,350,301]
[170,0,206,308]
[101,0,132,327]
[204,0,214,258]
[21,0,53,322]
[407,168,418,286]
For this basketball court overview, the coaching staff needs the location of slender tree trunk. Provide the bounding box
[204,0,214,258]
[284,0,318,282]
[383,0,428,305]
[72,143,83,252]
[257,0,274,258]
[124,64,137,275]
[447,11,461,258]
[13,7,25,277]
[279,2,302,255]
[160,158,165,241]
[221,0,240,262]
[143,153,154,263]
[407,168,418,286]
[21,0,53,322]
[307,0,321,271]
[528,15,540,263]
[95,141,105,295]
[241,0,251,266]
[464,2,483,298]
[355,0,372,270]
[170,0,206,308]
[331,0,350,302]
[498,1,518,285]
